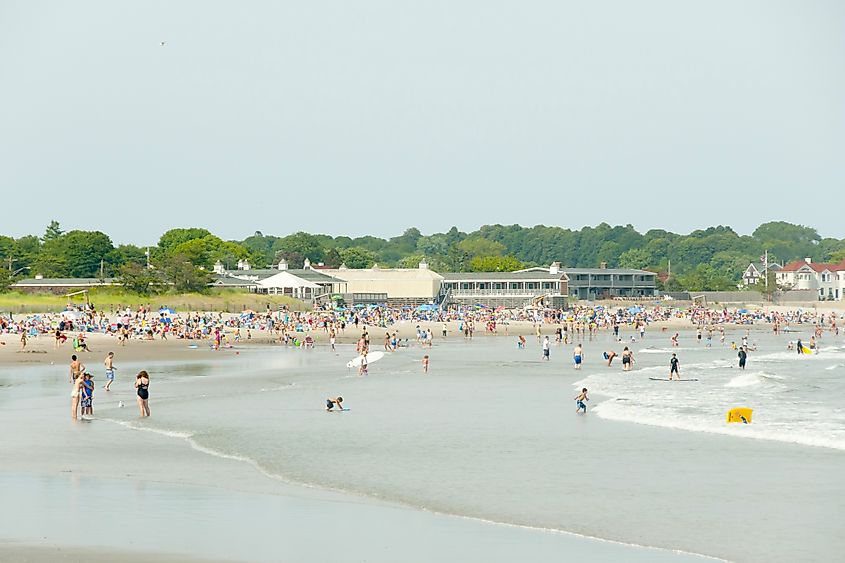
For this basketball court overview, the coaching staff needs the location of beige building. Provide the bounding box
[325,263,444,304]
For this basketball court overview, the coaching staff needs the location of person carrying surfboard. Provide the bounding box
[669,353,680,380]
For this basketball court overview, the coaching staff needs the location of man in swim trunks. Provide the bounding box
[542,336,550,361]
[573,344,583,370]
[103,352,115,391]
[326,396,344,411]
[669,353,680,380]
[605,350,617,366]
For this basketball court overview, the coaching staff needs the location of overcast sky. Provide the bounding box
[2,1,843,244]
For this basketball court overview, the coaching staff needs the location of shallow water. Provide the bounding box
[3,328,844,562]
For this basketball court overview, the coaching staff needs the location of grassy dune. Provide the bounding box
[0,289,308,314]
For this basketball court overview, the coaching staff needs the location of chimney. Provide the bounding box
[600,262,608,269]
[805,257,812,264]
[549,261,560,275]
[419,260,429,270]
[277,259,288,271]
[303,258,311,269]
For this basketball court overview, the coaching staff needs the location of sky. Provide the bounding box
[1,1,844,245]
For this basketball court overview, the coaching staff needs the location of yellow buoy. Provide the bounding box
[726,408,752,424]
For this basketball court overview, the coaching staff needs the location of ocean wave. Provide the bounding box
[725,372,785,388]
[591,401,845,451]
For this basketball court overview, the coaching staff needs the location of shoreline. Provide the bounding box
[2,330,840,561]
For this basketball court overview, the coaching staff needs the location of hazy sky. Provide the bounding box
[2,1,843,244]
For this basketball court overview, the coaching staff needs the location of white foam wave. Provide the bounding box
[591,401,845,451]
[725,372,785,388]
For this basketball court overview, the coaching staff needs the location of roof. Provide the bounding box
[780,260,845,273]
[326,268,444,281]
[12,278,118,286]
[746,262,783,274]
[557,267,656,276]
[257,271,321,289]
[222,268,343,283]
[210,277,256,287]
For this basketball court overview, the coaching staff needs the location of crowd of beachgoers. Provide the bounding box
[0,301,840,349]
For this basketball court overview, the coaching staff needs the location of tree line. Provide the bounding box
[2,220,844,294]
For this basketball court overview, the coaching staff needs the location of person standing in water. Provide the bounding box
[621,347,634,372]
[669,353,681,380]
[70,372,84,420]
[103,352,116,391]
[542,336,550,361]
[738,346,747,370]
[135,371,150,417]
[573,344,583,370]
[422,355,430,373]
[575,388,589,413]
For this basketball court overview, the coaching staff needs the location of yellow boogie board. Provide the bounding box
[726,408,752,424]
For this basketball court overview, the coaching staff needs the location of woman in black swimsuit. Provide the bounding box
[135,370,151,417]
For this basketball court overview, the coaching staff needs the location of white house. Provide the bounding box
[776,258,845,300]
[742,261,782,286]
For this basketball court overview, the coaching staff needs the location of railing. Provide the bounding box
[450,289,558,297]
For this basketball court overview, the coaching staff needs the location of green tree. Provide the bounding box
[618,248,651,270]
[158,228,213,253]
[272,232,326,266]
[156,253,211,292]
[455,237,507,258]
[42,220,64,242]
[339,247,376,269]
[469,255,524,272]
[118,263,162,295]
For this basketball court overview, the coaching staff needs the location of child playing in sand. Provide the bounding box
[575,388,589,413]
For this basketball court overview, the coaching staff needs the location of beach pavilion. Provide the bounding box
[253,271,323,299]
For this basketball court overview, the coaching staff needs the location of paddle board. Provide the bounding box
[346,351,385,368]
[649,377,699,381]
[726,407,752,424]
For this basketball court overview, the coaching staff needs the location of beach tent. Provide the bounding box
[257,271,321,298]
[159,307,175,315]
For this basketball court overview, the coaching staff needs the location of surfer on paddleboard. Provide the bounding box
[669,353,680,380]
[326,396,344,411]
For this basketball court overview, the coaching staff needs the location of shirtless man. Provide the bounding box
[69,355,85,383]
[103,352,116,391]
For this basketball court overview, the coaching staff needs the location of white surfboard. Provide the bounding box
[346,351,386,368]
